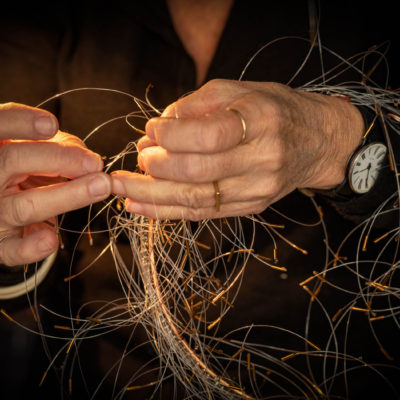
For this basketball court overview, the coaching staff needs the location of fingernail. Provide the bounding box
[88,175,110,197]
[83,154,102,173]
[126,200,143,214]
[112,177,124,194]
[34,116,57,137]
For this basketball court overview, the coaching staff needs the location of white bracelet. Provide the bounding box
[0,250,57,300]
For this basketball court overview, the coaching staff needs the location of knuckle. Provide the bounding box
[199,79,232,104]
[211,118,226,151]
[54,141,75,161]
[185,207,204,222]
[161,102,177,118]
[12,196,35,226]
[198,118,224,153]
[270,141,286,171]
[220,151,235,174]
[266,101,288,138]
[51,140,92,174]
[179,154,204,182]
[0,142,17,174]
[269,177,283,196]
[265,81,285,92]
[202,78,226,91]
[53,131,85,148]
[246,90,286,132]
[251,201,268,215]
[261,177,281,199]
[0,101,19,111]
[269,102,285,129]
[179,185,206,209]
[155,122,169,146]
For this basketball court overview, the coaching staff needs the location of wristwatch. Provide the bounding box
[305,108,388,201]
[347,142,387,194]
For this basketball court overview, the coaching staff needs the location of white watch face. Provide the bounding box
[349,142,387,194]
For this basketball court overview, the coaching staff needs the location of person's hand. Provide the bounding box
[111,79,364,220]
[0,103,112,266]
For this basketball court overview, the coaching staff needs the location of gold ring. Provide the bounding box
[213,180,221,212]
[226,107,247,143]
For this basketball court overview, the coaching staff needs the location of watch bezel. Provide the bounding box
[348,142,388,194]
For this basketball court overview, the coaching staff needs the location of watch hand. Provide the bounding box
[365,163,371,188]
[355,165,371,174]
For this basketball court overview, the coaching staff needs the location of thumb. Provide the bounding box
[0,103,58,141]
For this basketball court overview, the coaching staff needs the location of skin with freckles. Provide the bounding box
[111,79,364,221]
[0,103,112,266]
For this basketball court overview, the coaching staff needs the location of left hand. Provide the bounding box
[0,103,111,265]
[111,79,364,220]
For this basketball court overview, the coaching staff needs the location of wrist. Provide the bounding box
[302,94,365,190]
[306,105,388,201]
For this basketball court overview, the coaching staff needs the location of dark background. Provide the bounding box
[0,1,399,399]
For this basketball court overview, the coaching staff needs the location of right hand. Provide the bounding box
[0,103,112,266]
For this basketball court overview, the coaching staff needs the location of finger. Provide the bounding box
[137,145,255,183]
[161,79,258,118]
[145,107,247,153]
[123,198,266,221]
[0,228,58,266]
[0,102,58,140]
[137,135,157,152]
[48,130,88,147]
[161,79,272,119]
[19,176,68,190]
[0,140,103,184]
[111,172,276,208]
[0,172,111,229]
